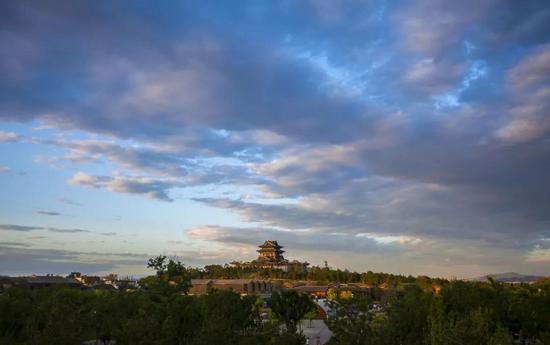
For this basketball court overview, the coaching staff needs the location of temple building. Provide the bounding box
[232,240,309,272]
[257,240,286,264]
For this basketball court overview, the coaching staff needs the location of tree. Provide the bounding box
[326,293,374,345]
[488,325,514,345]
[160,295,202,345]
[381,285,432,345]
[114,292,167,345]
[89,292,118,345]
[0,287,33,344]
[269,290,316,334]
[304,310,317,328]
[31,288,92,345]
[142,255,191,295]
[194,289,259,344]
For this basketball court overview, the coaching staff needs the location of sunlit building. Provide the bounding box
[232,240,309,272]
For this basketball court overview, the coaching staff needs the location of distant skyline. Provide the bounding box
[1,0,549,278]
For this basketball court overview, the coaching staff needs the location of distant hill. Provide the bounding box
[469,272,544,283]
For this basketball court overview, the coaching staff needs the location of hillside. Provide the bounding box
[470,272,544,283]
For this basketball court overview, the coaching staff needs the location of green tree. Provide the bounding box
[381,285,432,345]
[269,289,316,334]
[488,325,514,345]
[89,291,118,345]
[141,255,192,295]
[114,293,166,345]
[160,295,202,345]
[326,293,374,345]
[31,288,92,345]
[0,287,33,344]
[194,289,259,344]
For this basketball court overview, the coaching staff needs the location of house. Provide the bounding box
[71,274,101,286]
[115,278,139,290]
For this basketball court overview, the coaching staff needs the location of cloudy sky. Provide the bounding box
[1,0,549,278]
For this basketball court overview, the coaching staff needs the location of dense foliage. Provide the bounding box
[187,264,447,288]
[0,257,310,345]
[269,290,316,333]
[327,280,550,345]
[1,256,549,344]
[0,287,293,345]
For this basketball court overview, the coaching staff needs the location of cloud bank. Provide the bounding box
[1,0,549,276]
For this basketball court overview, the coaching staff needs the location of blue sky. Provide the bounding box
[1,0,549,278]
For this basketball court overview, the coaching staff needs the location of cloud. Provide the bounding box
[401,58,465,97]
[35,136,261,187]
[394,0,489,56]
[0,1,387,146]
[59,198,82,206]
[0,241,30,247]
[252,143,365,197]
[68,171,179,202]
[1,0,550,276]
[0,223,90,234]
[0,166,10,173]
[36,138,189,176]
[100,232,117,236]
[185,224,542,277]
[47,228,89,233]
[0,131,18,142]
[496,44,550,143]
[0,224,43,232]
[35,210,62,216]
[186,224,394,255]
[393,0,550,58]
[193,163,550,249]
[167,240,184,244]
[0,246,148,276]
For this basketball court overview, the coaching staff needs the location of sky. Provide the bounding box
[1,0,549,278]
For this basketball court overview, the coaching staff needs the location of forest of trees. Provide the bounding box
[186,263,448,288]
[326,279,550,345]
[0,256,315,345]
[1,256,549,344]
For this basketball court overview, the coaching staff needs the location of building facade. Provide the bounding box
[189,279,273,295]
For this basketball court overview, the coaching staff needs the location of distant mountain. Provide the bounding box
[469,272,544,283]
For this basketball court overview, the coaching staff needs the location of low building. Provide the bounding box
[291,285,329,298]
[73,275,102,286]
[115,278,139,290]
[189,279,273,295]
[347,285,375,298]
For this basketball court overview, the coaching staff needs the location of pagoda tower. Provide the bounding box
[256,240,286,263]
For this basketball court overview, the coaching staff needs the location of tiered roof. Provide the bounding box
[257,240,285,253]
[256,240,286,263]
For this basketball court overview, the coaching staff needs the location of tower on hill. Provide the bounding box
[257,240,286,263]
[231,240,309,272]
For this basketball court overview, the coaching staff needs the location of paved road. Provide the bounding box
[300,319,332,345]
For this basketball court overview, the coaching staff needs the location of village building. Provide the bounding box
[22,275,83,289]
